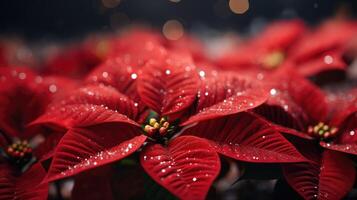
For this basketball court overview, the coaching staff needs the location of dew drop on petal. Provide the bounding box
[49,84,57,93]
[324,55,333,64]
[131,73,138,79]
[102,71,109,78]
[350,130,355,136]
[270,88,277,96]
[256,73,264,80]
[18,72,26,80]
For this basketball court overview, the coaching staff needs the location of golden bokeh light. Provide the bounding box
[229,0,249,14]
[102,0,121,8]
[162,20,184,40]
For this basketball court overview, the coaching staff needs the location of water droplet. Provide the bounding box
[18,72,26,80]
[131,73,137,79]
[199,70,205,77]
[350,130,355,136]
[192,177,197,182]
[102,71,109,78]
[165,69,171,75]
[270,88,277,96]
[256,73,264,80]
[49,84,57,93]
[324,55,333,64]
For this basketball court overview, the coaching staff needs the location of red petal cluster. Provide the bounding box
[0,19,356,200]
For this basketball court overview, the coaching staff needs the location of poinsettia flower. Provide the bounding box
[215,20,305,72]
[254,70,357,199]
[216,19,357,80]
[288,19,357,78]
[0,67,77,200]
[32,52,306,199]
[254,69,329,135]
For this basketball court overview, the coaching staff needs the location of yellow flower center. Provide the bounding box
[308,122,338,139]
[143,117,170,137]
[261,51,285,69]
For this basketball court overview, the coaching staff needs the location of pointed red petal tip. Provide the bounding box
[29,103,141,130]
[183,112,307,163]
[182,73,269,126]
[84,58,140,96]
[137,56,199,116]
[140,136,220,200]
[283,150,355,200]
[51,84,139,119]
[44,127,147,183]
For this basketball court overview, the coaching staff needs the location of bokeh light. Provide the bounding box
[229,0,249,14]
[162,20,184,40]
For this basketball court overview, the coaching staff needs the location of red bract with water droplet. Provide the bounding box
[287,20,357,78]
[215,20,305,72]
[0,67,78,200]
[32,51,306,199]
[216,19,357,80]
[254,69,357,199]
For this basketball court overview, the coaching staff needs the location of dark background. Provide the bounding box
[0,0,356,40]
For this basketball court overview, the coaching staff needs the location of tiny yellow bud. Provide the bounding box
[149,118,157,126]
[144,125,152,132]
[153,122,160,129]
[160,117,166,124]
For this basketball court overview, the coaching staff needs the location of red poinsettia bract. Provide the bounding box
[255,71,357,199]
[32,53,306,199]
[0,67,77,200]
